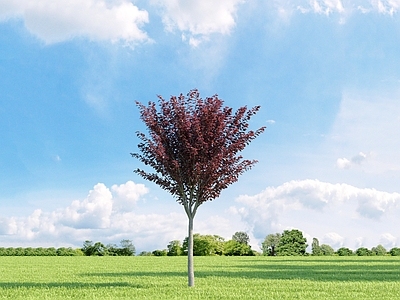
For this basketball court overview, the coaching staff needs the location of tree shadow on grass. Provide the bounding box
[0,281,145,289]
[81,260,400,282]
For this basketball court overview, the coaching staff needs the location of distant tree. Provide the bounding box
[336,247,353,256]
[106,244,119,256]
[389,247,400,256]
[276,229,307,256]
[182,234,225,256]
[167,240,183,256]
[371,244,387,256]
[261,233,281,256]
[152,249,168,256]
[82,241,107,256]
[355,247,372,256]
[119,239,136,256]
[224,240,253,256]
[311,238,322,256]
[320,244,335,256]
[232,232,250,245]
[132,89,265,286]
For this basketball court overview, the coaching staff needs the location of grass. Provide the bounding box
[0,256,400,299]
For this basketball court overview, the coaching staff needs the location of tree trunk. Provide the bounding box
[187,214,194,287]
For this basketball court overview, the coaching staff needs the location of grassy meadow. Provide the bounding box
[0,256,399,299]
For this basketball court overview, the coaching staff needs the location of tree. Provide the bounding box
[311,238,322,256]
[261,233,281,256]
[152,249,167,256]
[167,240,183,256]
[389,247,400,256]
[182,234,225,256]
[371,244,387,256]
[132,89,265,286]
[336,247,353,256]
[119,239,136,256]
[320,244,335,256]
[224,240,253,256]
[276,229,307,256]
[355,247,372,256]
[232,231,250,245]
[82,241,107,256]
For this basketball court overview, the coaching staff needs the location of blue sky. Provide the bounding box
[1,0,400,252]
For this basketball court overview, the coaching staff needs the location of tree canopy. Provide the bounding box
[132,89,265,209]
[276,229,307,256]
[261,233,281,256]
[232,231,250,245]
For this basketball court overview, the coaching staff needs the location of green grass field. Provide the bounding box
[0,256,399,299]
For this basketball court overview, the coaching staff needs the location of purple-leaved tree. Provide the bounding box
[131,89,265,287]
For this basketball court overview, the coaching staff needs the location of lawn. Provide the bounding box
[0,256,399,299]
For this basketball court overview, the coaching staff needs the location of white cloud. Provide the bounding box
[0,181,235,251]
[336,157,351,169]
[266,119,276,124]
[152,0,244,45]
[336,152,369,169]
[235,179,400,249]
[306,0,345,15]
[370,0,400,15]
[322,232,344,248]
[380,233,397,248]
[111,181,148,212]
[0,0,150,45]
[59,183,114,229]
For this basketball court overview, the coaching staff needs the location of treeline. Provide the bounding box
[139,232,256,256]
[2,230,399,257]
[261,229,400,256]
[0,247,83,256]
[0,239,135,257]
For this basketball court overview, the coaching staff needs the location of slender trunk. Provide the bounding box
[187,214,194,287]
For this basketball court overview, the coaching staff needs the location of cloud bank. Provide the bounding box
[0,181,238,252]
[0,0,150,44]
[235,179,400,249]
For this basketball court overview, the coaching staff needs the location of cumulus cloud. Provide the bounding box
[0,181,237,251]
[235,179,400,244]
[152,0,244,46]
[380,233,397,248]
[323,232,344,248]
[336,152,369,169]
[111,181,148,212]
[0,0,150,45]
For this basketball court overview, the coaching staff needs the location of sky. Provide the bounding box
[1,0,400,253]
